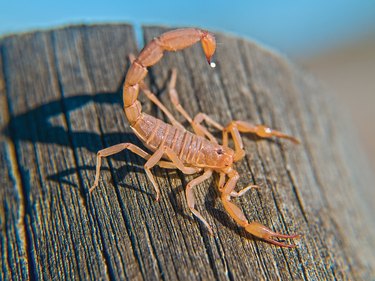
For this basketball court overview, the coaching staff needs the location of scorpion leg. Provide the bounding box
[191,113,223,143]
[186,169,214,235]
[223,121,299,162]
[128,54,185,131]
[218,172,227,191]
[168,68,223,143]
[90,143,152,193]
[140,84,185,130]
[229,184,259,197]
[220,169,299,247]
[193,112,223,131]
[90,143,180,194]
[144,146,202,201]
[168,68,194,123]
[217,173,258,197]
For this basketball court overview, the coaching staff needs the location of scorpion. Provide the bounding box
[90,28,300,248]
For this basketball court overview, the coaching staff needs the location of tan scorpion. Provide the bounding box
[90,28,300,248]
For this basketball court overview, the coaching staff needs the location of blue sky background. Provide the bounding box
[1,1,375,57]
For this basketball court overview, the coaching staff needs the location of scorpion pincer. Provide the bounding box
[90,28,300,248]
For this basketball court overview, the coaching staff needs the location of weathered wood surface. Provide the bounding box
[1,24,374,280]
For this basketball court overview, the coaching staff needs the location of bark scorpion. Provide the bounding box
[90,28,300,248]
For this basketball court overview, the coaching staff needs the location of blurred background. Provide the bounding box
[1,0,374,169]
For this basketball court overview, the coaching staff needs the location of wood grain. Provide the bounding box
[0,24,374,280]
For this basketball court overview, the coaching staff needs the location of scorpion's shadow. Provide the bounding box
[2,88,148,190]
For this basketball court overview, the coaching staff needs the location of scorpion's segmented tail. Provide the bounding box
[123,28,216,126]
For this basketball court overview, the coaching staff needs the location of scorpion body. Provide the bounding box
[90,28,300,248]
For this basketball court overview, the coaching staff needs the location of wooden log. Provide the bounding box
[0,24,374,280]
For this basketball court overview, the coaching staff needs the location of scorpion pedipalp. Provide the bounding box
[245,222,300,248]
